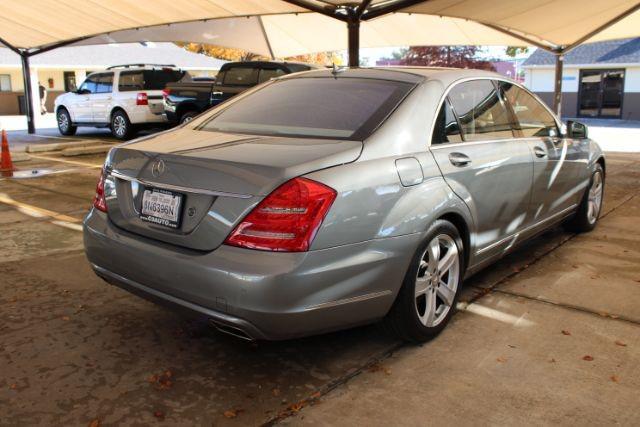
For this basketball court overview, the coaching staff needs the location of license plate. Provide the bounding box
[140,188,183,229]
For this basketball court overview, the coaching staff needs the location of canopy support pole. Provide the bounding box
[20,54,36,134]
[347,16,360,67]
[553,52,564,117]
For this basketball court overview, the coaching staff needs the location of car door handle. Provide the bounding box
[533,146,547,158]
[449,152,471,167]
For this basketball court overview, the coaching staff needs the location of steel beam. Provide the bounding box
[20,54,35,134]
[553,52,564,117]
[347,16,361,67]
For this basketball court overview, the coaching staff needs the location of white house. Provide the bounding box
[0,42,226,115]
[523,38,640,120]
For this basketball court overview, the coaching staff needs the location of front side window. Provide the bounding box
[432,99,463,145]
[78,75,98,94]
[448,80,514,142]
[94,73,113,93]
[500,82,558,137]
[197,77,414,140]
[223,67,259,86]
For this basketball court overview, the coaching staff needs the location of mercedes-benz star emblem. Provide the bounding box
[151,159,166,178]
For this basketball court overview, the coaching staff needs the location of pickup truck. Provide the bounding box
[163,61,317,124]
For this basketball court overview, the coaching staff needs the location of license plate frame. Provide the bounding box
[139,188,183,229]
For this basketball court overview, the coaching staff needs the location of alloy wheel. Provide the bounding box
[113,115,127,137]
[414,234,460,327]
[58,112,69,131]
[587,170,603,224]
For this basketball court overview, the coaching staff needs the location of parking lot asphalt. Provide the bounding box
[1,135,639,426]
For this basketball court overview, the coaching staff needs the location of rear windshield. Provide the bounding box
[119,69,186,91]
[196,77,415,140]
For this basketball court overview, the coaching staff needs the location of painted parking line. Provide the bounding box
[27,154,103,169]
[0,193,83,232]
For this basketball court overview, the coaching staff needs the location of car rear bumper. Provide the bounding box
[83,209,422,340]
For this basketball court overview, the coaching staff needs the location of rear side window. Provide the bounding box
[223,67,259,86]
[197,77,414,140]
[448,80,515,142]
[500,82,558,137]
[118,69,185,91]
[432,99,463,145]
[94,73,113,93]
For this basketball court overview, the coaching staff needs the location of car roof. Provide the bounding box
[279,66,509,86]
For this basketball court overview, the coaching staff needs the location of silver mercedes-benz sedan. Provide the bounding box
[84,67,605,342]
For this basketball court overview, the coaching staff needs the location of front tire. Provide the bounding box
[384,220,465,343]
[179,111,198,124]
[564,164,604,233]
[111,110,135,140]
[57,108,77,136]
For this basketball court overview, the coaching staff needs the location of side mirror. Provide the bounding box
[567,120,588,139]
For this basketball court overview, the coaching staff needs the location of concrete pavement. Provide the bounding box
[0,141,638,426]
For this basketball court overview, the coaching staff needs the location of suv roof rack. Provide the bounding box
[106,63,177,70]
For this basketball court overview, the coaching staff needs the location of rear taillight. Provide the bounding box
[93,168,108,212]
[136,92,148,105]
[162,88,170,98]
[224,177,337,252]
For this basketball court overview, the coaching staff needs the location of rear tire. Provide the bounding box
[179,111,198,124]
[111,110,135,140]
[563,164,604,233]
[57,108,77,136]
[384,220,465,343]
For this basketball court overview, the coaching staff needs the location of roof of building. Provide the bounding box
[0,42,226,70]
[523,38,640,67]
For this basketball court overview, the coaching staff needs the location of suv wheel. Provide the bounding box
[57,108,77,136]
[180,111,198,124]
[384,220,464,343]
[111,110,134,140]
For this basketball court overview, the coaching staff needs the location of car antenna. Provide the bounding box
[331,62,344,79]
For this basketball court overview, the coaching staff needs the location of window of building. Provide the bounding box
[0,74,11,92]
[448,80,515,142]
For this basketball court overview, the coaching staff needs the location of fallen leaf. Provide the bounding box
[615,340,627,347]
[496,356,507,363]
[549,358,557,363]
[223,410,238,419]
[9,383,17,390]
[561,330,571,336]
[153,410,165,421]
[611,375,620,383]
[62,316,70,321]
[507,344,517,348]
[310,391,321,399]
[368,363,391,374]
[582,355,594,361]
[572,265,579,269]
[288,401,306,412]
[149,370,173,390]
[88,420,100,427]
[272,388,281,397]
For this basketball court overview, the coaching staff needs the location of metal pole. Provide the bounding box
[553,52,564,117]
[347,17,360,67]
[20,54,36,134]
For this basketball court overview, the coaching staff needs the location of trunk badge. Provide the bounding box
[151,159,166,177]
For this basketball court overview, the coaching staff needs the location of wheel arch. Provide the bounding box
[438,211,470,271]
[110,106,129,121]
[596,156,606,177]
[176,102,200,121]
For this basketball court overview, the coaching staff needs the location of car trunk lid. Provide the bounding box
[104,128,361,251]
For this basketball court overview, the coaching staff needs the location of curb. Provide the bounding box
[61,145,112,157]
[26,140,114,153]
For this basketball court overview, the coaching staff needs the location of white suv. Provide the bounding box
[55,64,187,140]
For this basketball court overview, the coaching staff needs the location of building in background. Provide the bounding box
[0,42,226,115]
[523,38,640,119]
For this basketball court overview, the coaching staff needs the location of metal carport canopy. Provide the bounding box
[1,0,639,133]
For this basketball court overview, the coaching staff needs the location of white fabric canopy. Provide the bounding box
[0,0,639,55]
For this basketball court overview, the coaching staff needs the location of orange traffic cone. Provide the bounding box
[1,129,15,173]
